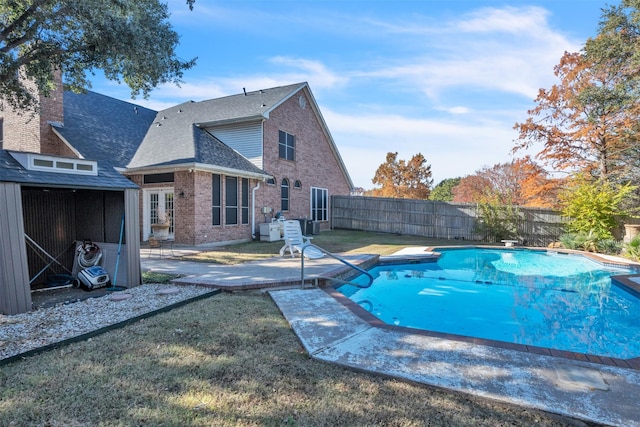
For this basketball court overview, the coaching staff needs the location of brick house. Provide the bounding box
[3,81,353,246]
[122,82,353,245]
[0,80,352,313]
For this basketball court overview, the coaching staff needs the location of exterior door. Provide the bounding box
[144,188,174,240]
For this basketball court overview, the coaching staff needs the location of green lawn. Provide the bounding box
[180,229,483,265]
[0,293,595,426]
[0,231,595,426]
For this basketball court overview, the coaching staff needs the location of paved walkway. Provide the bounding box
[141,244,377,290]
[141,245,640,427]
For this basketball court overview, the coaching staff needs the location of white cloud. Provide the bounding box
[92,3,584,189]
[439,106,470,115]
[322,108,521,188]
[268,57,347,89]
[353,6,582,101]
[455,6,551,35]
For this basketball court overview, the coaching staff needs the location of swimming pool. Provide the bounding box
[336,248,640,359]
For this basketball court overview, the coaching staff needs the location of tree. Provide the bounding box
[560,174,637,240]
[430,177,461,202]
[452,157,560,208]
[514,1,640,184]
[370,152,433,199]
[451,174,490,204]
[0,0,197,111]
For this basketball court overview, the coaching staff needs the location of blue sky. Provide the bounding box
[91,0,610,189]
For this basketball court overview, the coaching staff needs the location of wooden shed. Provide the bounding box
[0,150,141,315]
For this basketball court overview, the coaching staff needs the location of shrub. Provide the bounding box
[559,176,637,240]
[559,232,621,254]
[623,234,640,261]
[596,238,622,255]
[476,202,521,242]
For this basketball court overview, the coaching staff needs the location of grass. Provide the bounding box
[180,229,480,265]
[0,293,595,426]
[1,231,597,426]
[142,271,182,284]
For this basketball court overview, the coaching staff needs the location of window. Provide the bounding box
[281,178,290,212]
[148,190,174,235]
[278,130,295,161]
[225,176,238,225]
[144,173,174,184]
[266,177,276,186]
[311,187,328,221]
[241,178,249,224]
[212,174,221,226]
[10,152,97,175]
[294,180,302,189]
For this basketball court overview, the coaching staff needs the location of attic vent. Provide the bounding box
[10,152,98,176]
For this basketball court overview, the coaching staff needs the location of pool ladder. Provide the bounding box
[300,243,374,288]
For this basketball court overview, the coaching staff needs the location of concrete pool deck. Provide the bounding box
[270,287,640,427]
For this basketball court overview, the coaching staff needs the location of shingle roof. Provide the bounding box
[130,123,269,178]
[0,150,138,189]
[126,83,306,174]
[184,82,305,124]
[52,90,157,168]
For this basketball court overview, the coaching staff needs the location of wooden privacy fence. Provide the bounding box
[331,196,566,247]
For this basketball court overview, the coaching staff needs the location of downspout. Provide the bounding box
[251,181,262,240]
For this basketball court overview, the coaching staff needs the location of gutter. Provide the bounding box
[124,162,271,181]
[251,181,261,239]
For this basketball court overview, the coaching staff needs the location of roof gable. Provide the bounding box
[187,82,306,126]
[54,82,351,186]
[126,85,312,177]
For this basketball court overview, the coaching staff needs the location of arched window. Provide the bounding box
[266,177,276,186]
[281,178,290,212]
[294,180,302,189]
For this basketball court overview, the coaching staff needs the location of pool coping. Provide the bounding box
[327,245,640,370]
[270,287,640,427]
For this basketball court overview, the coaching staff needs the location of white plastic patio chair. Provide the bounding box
[279,220,324,259]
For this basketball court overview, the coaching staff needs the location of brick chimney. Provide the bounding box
[0,69,65,155]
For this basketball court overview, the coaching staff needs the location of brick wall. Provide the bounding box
[260,88,351,230]
[38,76,65,156]
[191,171,255,245]
[132,170,258,245]
[0,70,67,156]
[129,86,352,245]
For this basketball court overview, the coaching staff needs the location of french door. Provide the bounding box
[144,188,174,240]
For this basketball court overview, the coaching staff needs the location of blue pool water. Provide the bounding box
[337,248,640,359]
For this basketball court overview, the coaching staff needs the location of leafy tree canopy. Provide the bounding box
[452,157,560,208]
[370,152,433,199]
[0,0,197,111]
[429,177,460,202]
[514,0,640,184]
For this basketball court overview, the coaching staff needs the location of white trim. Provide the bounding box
[9,151,97,176]
[125,162,271,181]
[310,186,329,222]
[143,187,175,240]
